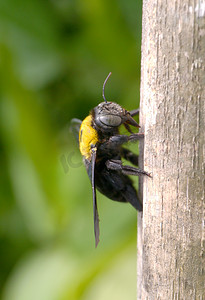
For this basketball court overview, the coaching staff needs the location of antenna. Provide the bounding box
[102,72,112,103]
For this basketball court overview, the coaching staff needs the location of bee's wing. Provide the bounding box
[71,118,100,246]
[70,118,82,145]
[91,148,100,247]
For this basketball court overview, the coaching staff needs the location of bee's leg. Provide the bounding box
[124,109,140,133]
[121,148,139,166]
[99,134,144,153]
[106,159,151,177]
[108,133,144,146]
[123,122,134,133]
[129,108,139,117]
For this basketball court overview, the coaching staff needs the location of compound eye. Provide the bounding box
[99,114,122,127]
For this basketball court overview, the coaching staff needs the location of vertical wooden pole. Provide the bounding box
[138,0,205,298]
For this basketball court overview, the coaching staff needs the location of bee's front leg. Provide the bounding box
[99,133,144,153]
[129,108,139,116]
[108,133,144,146]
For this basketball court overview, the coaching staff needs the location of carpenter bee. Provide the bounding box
[71,72,150,247]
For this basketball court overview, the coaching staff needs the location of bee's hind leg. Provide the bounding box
[106,159,151,177]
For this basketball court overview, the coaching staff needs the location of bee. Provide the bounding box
[71,72,150,247]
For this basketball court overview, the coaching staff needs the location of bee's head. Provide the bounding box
[91,72,140,132]
[92,102,140,132]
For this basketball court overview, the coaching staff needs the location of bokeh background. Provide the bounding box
[0,0,142,299]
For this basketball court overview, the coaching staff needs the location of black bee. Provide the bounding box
[71,73,150,247]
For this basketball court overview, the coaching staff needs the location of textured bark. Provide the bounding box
[138,0,205,299]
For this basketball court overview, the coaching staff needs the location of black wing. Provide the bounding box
[84,148,100,247]
[70,118,82,145]
[71,118,100,246]
[91,148,100,247]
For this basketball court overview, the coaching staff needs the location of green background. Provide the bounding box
[0,0,142,299]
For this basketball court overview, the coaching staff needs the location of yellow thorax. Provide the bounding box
[79,115,99,160]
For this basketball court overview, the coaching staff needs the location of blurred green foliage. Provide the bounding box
[0,0,142,299]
